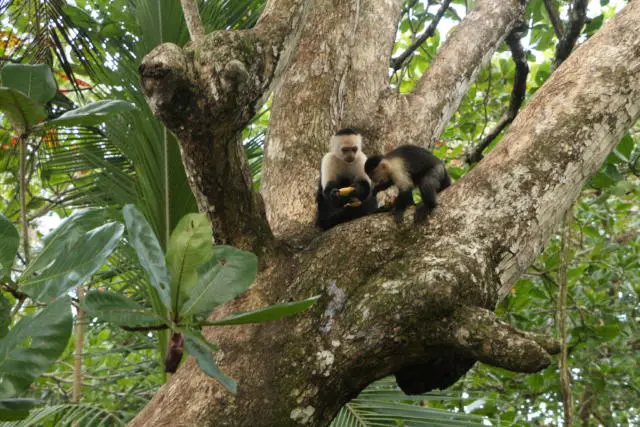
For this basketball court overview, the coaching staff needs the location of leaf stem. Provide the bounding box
[73,286,87,403]
[18,134,29,264]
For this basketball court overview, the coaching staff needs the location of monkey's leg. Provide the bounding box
[415,175,439,223]
[393,190,414,224]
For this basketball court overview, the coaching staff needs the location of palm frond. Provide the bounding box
[330,377,490,427]
[0,404,124,427]
[200,0,265,31]
[0,0,102,95]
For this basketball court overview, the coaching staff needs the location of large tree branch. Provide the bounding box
[261,0,404,238]
[179,0,204,42]
[390,0,453,71]
[131,3,640,425]
[378,0,526,151]
[465,25,529,164]
[262,0,524,238]
[138,0,307,253]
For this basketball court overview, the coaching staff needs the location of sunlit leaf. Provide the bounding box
[81,290,166,327]
[166,214,213,315]
[0,87,47,131]
[183,330,236,392]
[181,246,257,318]
[0,64,57,105]
[123,205,171,311]
[20,222,124,302]
[62,4,97,30]
[203,296,320,326]
[38,100,136,129]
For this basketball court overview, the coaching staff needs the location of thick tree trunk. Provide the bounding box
[133,0,640,425]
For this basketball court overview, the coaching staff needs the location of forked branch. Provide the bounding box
[465,25,529,164]
[544,0,565,39]
[139,0,306,253]
[553,0,589,68]
[379,0,527,150]
[390,0,453,71]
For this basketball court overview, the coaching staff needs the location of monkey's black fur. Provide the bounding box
[334,127,359,136]
[315,128,377,230]
[315,177,377,230]
[365,145,451,223]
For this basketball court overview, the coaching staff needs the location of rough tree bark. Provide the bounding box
[134,0,640,425]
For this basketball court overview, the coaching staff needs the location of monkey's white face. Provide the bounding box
[331,134,361,163]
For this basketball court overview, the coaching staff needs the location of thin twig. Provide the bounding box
[479,65,493,138]
[465,26,529,164]
[544,0,565,39]
[121,324,169,332]
[390,0,453,71]
[180,0,205,43]
[557,208,574,427]
[553,0,589,69]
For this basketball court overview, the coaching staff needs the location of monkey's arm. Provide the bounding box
[350,178,371,201]
[372,180,393,195]
[392,190,415,223]
[323,180,347,207]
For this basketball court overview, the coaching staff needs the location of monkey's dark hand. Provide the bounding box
[372,180,393,195]
[329,188,347,205]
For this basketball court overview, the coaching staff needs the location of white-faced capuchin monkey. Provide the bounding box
[316,128,377,230]
[365,145,451,224]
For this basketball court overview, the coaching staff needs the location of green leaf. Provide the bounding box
[610,180,634,196]
[81,290,166,327]
[183,330,236,392]
[615,133,635,160]
[8,403,124,426]
[203,296,320,326]
[584,15,604,36]
[0,294,9,340]
[4,403,124,426]
[594,323,620,342]
[0,398,39,421]
[23,210,112,275]
[181,246,257,318]
[20,222,124,302]
[0,87,47,131]
[166,214,213,315]
[0,64,57,105]
[0,297,72,397]
[526,373,544,392]
[38,100,136,129]
[0,213,19,276]
[62,4,97,30]
[123,205,171,311]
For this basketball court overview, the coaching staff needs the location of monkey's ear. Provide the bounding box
[379,160,389,171]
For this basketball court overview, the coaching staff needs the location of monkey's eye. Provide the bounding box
[341,147,357,154]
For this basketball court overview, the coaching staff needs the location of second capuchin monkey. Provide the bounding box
[365,145,451,224]
[316,128,377,230]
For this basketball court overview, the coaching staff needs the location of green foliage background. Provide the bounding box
[0,0,637,425]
